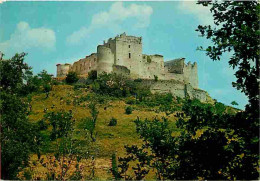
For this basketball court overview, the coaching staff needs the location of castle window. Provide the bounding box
[129,45,130,48]
[109,44,110,48]
[129,53,131,59]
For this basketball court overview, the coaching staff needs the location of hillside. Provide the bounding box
[19,84,181,180]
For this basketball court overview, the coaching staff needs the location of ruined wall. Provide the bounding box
[113,65,130,76]
[141,79,207,102]
[183,62,198,88]
[164,58,185,74]
[71,53,97,76]
[140,54,164,79]
[56,64,71,77]
[163,58,198,88]
[56,33,200,94]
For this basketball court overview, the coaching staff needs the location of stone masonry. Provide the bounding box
[56,33,208,101]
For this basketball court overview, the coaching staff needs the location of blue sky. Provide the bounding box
[0,1,248,109]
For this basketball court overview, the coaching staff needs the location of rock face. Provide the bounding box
[56,33,209,101]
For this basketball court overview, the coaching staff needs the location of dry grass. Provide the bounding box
[24,85,178,179]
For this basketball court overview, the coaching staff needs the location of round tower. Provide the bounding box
[56,63,71,77]
[97,45,114,75]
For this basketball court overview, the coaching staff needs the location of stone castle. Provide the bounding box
[57,33,208,101]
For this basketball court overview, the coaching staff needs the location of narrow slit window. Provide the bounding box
[129,53,131,59]
[129,45,130,48]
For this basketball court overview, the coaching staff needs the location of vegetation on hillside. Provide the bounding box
[0,1,258,180]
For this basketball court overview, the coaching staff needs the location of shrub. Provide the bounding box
[126,98,135,105]
[125,106,133,114]
[147,55,152,63]
[74,84,88,90]
[43,83,51,98]
[82,102,99,142]
[66,72,79,84]
[154,75,158,81]
[88,70,97,81]
[42,110,74,140]
[111,153,119,179]
[134,78,142,82]
[108,117,117,126]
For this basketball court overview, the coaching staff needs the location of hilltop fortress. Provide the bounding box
[57,33,209,101]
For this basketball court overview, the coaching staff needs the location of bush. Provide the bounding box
[125,106,133,114]
[154,75,158,81]
[88,70,97,81]
[108,117,117,126]
[134,78,142,82]
[74,84,88,90]
[43,110,74,140]
[111,153,119,179]
[66,72,79,84]
[126,98,136,105]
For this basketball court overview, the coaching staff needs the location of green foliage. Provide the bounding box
[139,92,173,107]
[82,102,99,142]
[0,53,32,95]
[73,83,88,90]
[65,71,79,84]
[196,1,259,179]
[126,98,136,105]
[24,109,91,180]
[134,78,142,82]
[0,53,44,179]
[43,83,51,98]
[231,101,239,106]
[38,70,53,84]
[108,117,117,126]
[88,70,98,81]
[91,72,150,98]
[147,55,152,63]
[43,110,74,140]
[125,106,133,115]
[118,99,258,180]
[111,153,120,180]
[154,75,158,81]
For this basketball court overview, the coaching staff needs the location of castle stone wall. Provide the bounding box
[183,62,198,88]
[71,53,97,76]
[97,45,114,75]
[56,64,71,77]
[56,33,205,101]
[113,65,130,76]
[142,79,207,102]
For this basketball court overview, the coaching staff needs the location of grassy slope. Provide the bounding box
[26,85,177,179]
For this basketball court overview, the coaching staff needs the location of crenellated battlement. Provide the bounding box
[56,32,199,89]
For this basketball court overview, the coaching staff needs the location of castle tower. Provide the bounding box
[56,63,71,77]
[97,45,114,75]
[183,61,198,88]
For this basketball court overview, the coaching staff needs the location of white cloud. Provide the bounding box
[177,1,213,25]
[67,2,153,45]
[0,21,56,56]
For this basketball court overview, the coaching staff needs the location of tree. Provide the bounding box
[231,101,239,107]
[18,110,90,180]
[196,1,259,178]
[0,53,42,179]
[81,102,99,142]
[0,53,32,95]
[65,71,79,84]
[196,1,259,116]
[117,99,258,180]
